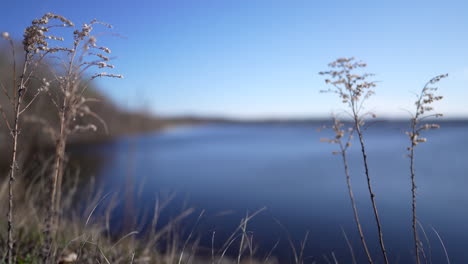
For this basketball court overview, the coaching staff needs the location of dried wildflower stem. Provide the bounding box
[353,114,388,264]
[407,74,447,264]
[323,118,374,263]
[409,98,422,264]
[409,146,419,264]
[44,41,79,264]
[18,13,75,262]
[2,33,31,262]
[7,59,27,264]
[320,58,388,264]
[51,47,78,230]
[45,98,68,257]
[42,19,121,262]
[3,24,56,261]
[340,140,373,263]
[349,82,389,264]
[2,43,44,262]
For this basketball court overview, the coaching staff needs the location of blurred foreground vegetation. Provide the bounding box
[0,46,209,175]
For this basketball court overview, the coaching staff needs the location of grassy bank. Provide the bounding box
[0,171,285,264]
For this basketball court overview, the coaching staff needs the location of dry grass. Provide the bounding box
[319,58,451,264]
[0,169,283,264]
[2,13,125,262]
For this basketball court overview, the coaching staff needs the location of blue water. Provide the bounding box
[82,121,468,263]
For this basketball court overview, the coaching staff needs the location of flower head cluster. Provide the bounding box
[319,117,354,155]
[32,13,74,27]
[71,19,123,81]
[414,74,447,116]
[23,13,73,54]
[407,74,447,149]
[91,73,123,80]
[38,78,51,92]
[16,14,122,139]
[319,57,376,115]
[74,19,111,48]
[46,19,122,136]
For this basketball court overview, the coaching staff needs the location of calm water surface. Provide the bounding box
[78,122,468,263]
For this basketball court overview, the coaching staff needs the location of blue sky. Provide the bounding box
[1,0,468,118]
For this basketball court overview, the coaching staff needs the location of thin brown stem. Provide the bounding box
[44,43,78,263]
[346,78,389,263]
[43,84,67,264]
[410,121,421,264]
[6,54,29,264]
[354,121,389,264]
[339,142,373,264]
[408,80,430,264]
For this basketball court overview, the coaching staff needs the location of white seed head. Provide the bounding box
[1,32,10,40]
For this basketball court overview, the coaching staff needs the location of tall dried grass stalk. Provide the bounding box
[36,17,123,262]
[319,117,373,263]
[407,74,447,264]
[1,13,73,262]
[1,33,27,264]
[320,57,388,264]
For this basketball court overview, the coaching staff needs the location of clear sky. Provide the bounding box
[1,0,468,118]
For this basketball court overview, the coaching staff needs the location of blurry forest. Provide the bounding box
[0,45,199,175]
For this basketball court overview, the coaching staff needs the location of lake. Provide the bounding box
[76,121,468,263]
